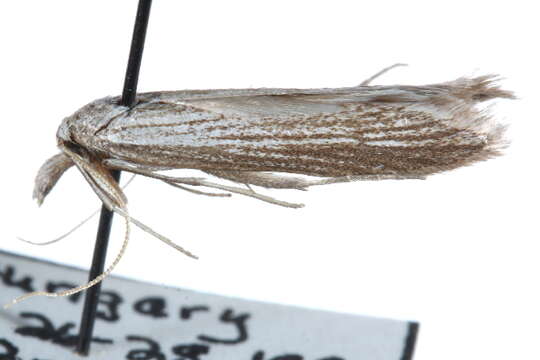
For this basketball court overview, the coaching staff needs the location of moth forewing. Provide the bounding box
[83,75,513,183]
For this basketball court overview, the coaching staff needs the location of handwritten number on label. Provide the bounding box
[252,352,303,360]
[0,338,21,360]
[0,265,35,292]
[15,312,76,346]
[171,343,210,360]
[126,337,211,360]
[124,336,345,360]
[126,336,166,360]
[252,351,345,360]
[15,312,113,347]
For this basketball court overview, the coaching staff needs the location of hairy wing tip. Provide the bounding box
[485,122,510,154]
[32,190,44,207]
[454,74,516,102]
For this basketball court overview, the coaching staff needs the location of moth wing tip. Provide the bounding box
[33,194,44,207]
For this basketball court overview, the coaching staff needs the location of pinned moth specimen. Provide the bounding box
[12,66,514,305]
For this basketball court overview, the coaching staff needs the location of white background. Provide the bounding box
[0,1,538,359]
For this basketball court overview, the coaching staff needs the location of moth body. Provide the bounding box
[38,75,514,211]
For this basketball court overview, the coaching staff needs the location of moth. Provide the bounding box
[11,65,514,306]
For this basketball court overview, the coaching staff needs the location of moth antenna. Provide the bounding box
[113,207,198,260]
[16,174,137,246]
[359,63,408,86]
[17,209,100,246]
[4,208,132,309]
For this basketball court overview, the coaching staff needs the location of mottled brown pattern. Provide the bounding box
[89,103,497,178]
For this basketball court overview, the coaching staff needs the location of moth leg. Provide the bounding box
[103,159,229,197]
[103,159,303,208]
[162,176,304,208]
[103,159,205,185]
[307,174,426,186]
[183,180,304,208]
[204,170,310,190]
[359,63,408,86]
[206,170,424,188]
[102,158,174,172]
[164,183,231,197]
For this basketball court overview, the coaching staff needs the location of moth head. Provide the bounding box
[56,96,128,148]
[46,97,129,209]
